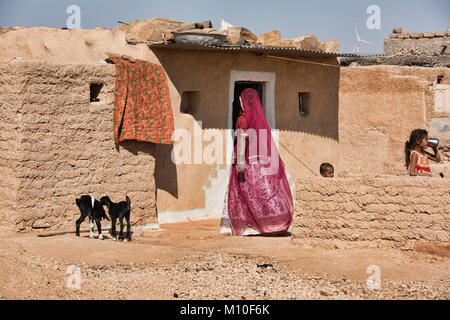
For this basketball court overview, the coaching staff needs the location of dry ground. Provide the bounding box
[0,219,448,300]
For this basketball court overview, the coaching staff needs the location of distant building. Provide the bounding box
[385,27,450,56]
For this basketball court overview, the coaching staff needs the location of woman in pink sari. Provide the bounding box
[220,88,294,236]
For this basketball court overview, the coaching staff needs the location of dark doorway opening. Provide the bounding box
[232,81,263,130]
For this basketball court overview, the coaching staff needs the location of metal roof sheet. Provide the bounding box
[148,43,384,58]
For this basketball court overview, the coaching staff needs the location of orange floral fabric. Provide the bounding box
[107,56,174,144]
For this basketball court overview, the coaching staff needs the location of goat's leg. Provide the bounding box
[89,217,94,239]
[75,214,87,237]
[125,215,131,242]
[111,216,117,240]
[95,218,104,240]
[119,216,124,241]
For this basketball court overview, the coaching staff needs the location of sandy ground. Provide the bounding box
[0,219,448,300]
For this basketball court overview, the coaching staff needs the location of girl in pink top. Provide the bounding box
[405,129,441,176]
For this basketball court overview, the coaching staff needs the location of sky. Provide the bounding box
[0,0,449,53]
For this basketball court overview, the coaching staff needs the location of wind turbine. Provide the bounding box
[353,26,373,53]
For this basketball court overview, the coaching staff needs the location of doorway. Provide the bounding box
[226,70,276,168]
[228,70,276,130]
[232,81,264,130]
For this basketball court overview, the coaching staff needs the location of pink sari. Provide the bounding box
[224,88,293,236]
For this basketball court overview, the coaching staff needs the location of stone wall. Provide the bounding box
[293,177,450,249]
[0,61,157,232]
[385,28,450,55]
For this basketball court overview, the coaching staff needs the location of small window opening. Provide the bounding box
[437,75,444,84]
[298,92,309,116]
[180,91,201,115]
[90,83,103,103]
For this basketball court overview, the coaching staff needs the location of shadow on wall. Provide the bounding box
[117,140,154,155]
[152,48,340,141]
[117,141,178,199]
[153,144,178,199]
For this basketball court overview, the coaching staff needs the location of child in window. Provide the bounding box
[405,129,441,177]
[320,163,334,178]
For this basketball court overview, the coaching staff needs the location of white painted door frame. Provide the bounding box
[228,70,276,129]
[226,70,277,171]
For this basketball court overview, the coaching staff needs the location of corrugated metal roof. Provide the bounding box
[148,43,384,58]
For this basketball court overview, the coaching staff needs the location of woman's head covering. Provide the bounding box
[240,88,278,167]
[240,88,270,132]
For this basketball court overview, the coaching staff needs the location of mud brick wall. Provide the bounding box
[440,146,450,162]
[293,177,450,250]
[0,65,21,229]
[0,61,157,232]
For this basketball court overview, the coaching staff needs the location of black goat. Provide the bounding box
[75,195,110,240]
[100,196,131,241]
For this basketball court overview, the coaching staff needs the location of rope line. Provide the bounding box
[266,54,341,68]
[278,140,318,176]
[266,54,444,78]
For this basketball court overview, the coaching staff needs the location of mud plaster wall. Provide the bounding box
[0,61,157,232]
[5,27,448,224]
[339,66,450,176]
[293,177,450,250]
[1,43,340,225]
[370,66,450,163]
[153,48,340,214]
[0,26,338,220]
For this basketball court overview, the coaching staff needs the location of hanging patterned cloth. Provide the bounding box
[107,56,174,145]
